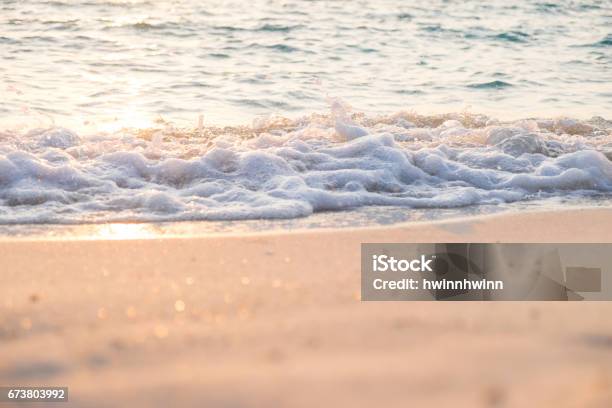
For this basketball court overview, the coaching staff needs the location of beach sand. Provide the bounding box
[1,208,612,407]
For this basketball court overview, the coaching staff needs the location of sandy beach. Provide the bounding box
[1,207,611,407]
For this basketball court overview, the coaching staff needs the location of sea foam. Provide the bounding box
[0,110,610,223]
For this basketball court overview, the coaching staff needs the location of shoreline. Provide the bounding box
[0,205,610,243]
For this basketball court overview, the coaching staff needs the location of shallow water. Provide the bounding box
[1,0,611,224]
[1,0,611,130]
[0,197,610,239]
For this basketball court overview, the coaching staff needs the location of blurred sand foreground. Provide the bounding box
[1,208,612,407]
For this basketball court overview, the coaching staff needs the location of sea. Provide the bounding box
[0,0,611,227]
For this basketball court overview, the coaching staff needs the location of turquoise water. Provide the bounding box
[1,0,611,130]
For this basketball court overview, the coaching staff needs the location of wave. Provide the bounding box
[492,31,530,43]
[0,105,611,224]
[468,80,513,89]
[592,34,612,47]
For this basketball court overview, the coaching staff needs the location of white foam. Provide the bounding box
[0,111,610,223]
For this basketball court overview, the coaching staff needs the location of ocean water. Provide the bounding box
[2,0,611,128]
[0,0,611,224]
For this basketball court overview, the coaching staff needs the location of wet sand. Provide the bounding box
[1,208,612,407]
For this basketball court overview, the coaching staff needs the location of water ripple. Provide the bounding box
[1,0,610,129]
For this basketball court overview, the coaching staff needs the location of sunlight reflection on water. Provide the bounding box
[2,0,610,131]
